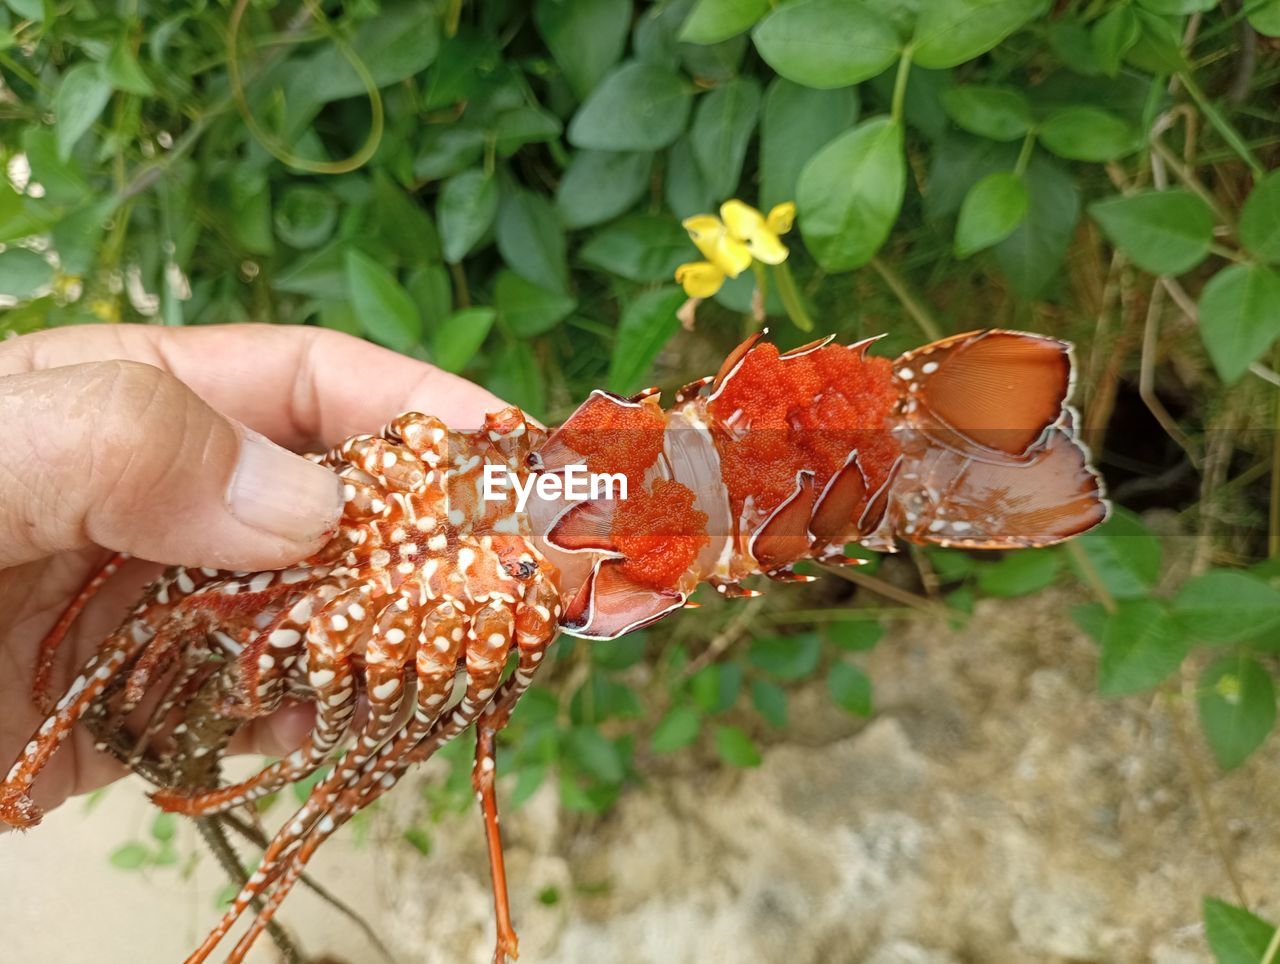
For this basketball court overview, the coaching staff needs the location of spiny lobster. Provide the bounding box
[1,327,1107,963]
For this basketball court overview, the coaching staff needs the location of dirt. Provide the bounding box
[3,588,1277,963]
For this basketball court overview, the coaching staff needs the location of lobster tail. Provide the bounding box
[884,330,1107,548]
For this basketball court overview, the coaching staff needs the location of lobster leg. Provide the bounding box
[475,722,518,963]
[31,551,130,712]
[0,569,217,828]
[471,579,560,964]
[225,601,519,963]
[153,585,372,816]
[184,597,471,964]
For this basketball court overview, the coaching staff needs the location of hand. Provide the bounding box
[0,323,504,820]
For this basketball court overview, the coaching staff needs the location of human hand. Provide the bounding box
[0,323,504,819]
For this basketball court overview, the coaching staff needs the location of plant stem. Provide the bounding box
[1177,69,1264,176]
[891,47,913,126]
[771,261,814,331]
[869,256,942,340]
[1014,130,1037,176]
[1270,347,1280,557]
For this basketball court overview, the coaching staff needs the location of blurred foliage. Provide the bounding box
[5,0,1280,954]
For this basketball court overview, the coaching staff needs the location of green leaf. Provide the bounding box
[827,620,884,652]
[651,703,702,752]
[691,77,762,199]
[1039,106,1140,162]
[1203,897,1277,963]
[592,632,648,671]
[689,662,743,713]
[751,679,788,728]
[373,172,441,264]
[1174,569,1280,643]
[607,285,687,394]
[797,116,904,271]
[1248,0,1280,36]
[828,661,873,716]
[344,249,423,352]
[150,811,177,844]
[568,61,692,151]
[665,136,714,219]
[1092,5,1140,76]
[496,188,568,293]
[1126,8,1188,73]
[940,85,1032,141]
[1072,507,1161,599]
[106,39,154,95]
[581,215,691,283]
[681,0,771,43]
[438,170,498,264]
[0,248,53,299]
[1088,190,1214,275]
[1196,263,1280,384]
[1097,599,1188,696]
[22,128,89,205]
[403,826,432,855]
[975,548,1060,597]
[912,0,1044,69]
[555,151,654,230]
[954,171,1028,258]
[54,63,112,160]
[535,0,632,99]
[274,184,336,250]
[565,727,625,783]
[408,264,451,324]
[1239,169,1280,263]
[51,198,116,276]
[1198,656,1276,770]
[489,341,546,419]
[752,0,900,88]
[1136,0,1216,12]
[994,153,1079,297]
[747,633,822,680]
[493,107,562,157]
[494,270,577,337]
[760,79,860,209]
[433,306,495,373]
[714,724,762,767]
[287,7,440,107]
[226,170,273,254]
[109,841,151,870]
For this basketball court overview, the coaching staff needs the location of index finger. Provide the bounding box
[0,323,509,449]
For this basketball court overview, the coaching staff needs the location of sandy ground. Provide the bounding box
[3,588,1279,963]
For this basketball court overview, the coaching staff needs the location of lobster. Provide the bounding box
[0,327,1106,963]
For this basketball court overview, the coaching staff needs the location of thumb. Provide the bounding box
[0,360,343,571]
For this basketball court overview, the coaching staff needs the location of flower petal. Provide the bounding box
[675,261,725,298]
[746,231,789,265]
[712,233,753,277]
[766,202,796,235]
[684,215,726,261]
[720,199,766,241]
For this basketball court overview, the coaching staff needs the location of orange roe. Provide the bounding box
[560,397,666,483]
[707,342,900,517]
[611,479,709,590]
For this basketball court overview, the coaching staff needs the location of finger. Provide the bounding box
[0,323,509,450]
[0,360,343,571]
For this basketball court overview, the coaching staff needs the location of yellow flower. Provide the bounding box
[720,200,795,265]
[674,261,725,298]
[674,199,797,298]
[683,214,752,278]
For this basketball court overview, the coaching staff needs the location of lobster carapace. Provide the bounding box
[1,328,1106,963]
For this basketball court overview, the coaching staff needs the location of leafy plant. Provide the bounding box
[4,2,1280,958]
